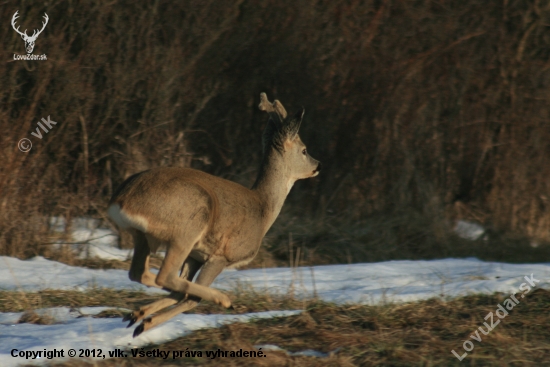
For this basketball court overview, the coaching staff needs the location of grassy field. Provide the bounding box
[4,286,549,366]
[3,220,550,366]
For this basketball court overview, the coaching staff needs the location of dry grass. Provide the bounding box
[257,207,550,267]
[0,289,160,313]
[14,288,550,366]
[0,288,306,315]
[17,310,56,325]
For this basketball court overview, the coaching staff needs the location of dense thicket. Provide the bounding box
[1,0,549,259]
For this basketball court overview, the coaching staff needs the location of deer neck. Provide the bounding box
[252,150,295,233]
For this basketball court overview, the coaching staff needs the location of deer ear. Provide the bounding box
[286,107,304,137]
[294,107,304,121]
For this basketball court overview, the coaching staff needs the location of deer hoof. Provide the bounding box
[125,314,138,328]
[216,295,232,308]
[133,323,145,338]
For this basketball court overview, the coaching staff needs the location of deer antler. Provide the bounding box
[259,93,288,121]
[30,13,49,40]
[11,11,48,40]
[11,11,28,38]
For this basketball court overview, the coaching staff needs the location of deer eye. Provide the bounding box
[302,148,307,155]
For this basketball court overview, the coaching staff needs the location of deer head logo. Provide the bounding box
[11,11,49,54]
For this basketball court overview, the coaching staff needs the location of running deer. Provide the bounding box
[108,93,321,336]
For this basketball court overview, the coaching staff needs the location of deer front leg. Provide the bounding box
[133,257,228,337]
[124,257,202,327]
[155,243,231,308]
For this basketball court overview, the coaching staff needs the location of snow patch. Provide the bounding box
[454,220,486,241]
[49,217,130,261]
[0,309,300,367]
[254,344,340,358]
[2,256,550,305]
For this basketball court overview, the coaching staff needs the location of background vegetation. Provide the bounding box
[1,0,550,265]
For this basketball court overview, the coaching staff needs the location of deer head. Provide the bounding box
[258,93,321,181]
[258,92,302,152]
[12,11,49,54]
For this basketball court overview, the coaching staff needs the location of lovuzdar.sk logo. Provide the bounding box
[11,10,48,61]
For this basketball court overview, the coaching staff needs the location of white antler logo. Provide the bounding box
[11,10,49,54]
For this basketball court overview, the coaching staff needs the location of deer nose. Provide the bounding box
[315,162,322,173]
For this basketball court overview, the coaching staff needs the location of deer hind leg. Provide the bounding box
[133,257,228,337]
[123,257,202,328]
[128,229,160,288]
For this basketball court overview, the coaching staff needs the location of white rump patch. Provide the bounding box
[107,204,149,232]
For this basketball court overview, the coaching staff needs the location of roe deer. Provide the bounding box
[108,93,321,336]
